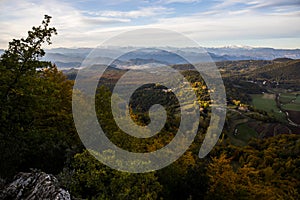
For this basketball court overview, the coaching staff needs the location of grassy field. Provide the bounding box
[279,93,295,104]
[280,94,300,111]
[295,95,300,103]
[229,123,258,146]
[236,124,258,139]
[251,94,285,121]
[282,103,300,111]
[251,93,276,111]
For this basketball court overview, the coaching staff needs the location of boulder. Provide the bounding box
[0,171,70,200]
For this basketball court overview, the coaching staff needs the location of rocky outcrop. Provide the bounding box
[0,171,70,200]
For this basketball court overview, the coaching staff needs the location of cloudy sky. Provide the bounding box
[0,0,299,49]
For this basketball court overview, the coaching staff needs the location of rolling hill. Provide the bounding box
[2,46,298,69]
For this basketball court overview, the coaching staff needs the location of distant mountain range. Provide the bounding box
[1,46,300,69]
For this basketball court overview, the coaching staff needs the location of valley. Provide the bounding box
[218,59,300,145]
[1,4,300,199]
[64,57,300,148]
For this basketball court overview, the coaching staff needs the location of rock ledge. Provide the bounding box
[0,171,70,200]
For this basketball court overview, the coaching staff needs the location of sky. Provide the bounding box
[0,0,300,49]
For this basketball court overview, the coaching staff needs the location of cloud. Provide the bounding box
[159,0,200,4]
[212,0,300,13]
[86,6,172,18]
[248,0,300,9]
[0,0,299,49]
[0,0,133,48]
[82,17,130,24]
[148,8,300,45]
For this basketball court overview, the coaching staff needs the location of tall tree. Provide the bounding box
[0,15,80,178]
[0,15,57,135]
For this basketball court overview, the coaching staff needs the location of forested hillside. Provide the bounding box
[0,16,299,200]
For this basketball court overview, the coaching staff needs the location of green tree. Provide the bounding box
[60,150,162,199]
[0,15,57,135]
[0,15,81,178]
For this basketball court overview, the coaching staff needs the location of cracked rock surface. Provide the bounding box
[0,171,70,200]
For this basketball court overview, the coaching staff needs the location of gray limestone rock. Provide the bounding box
[0,171,70,200]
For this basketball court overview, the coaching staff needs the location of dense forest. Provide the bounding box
[0,16,299,200]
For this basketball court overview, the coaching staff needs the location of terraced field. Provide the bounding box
[282,95,300,111]
[279,93,296,104]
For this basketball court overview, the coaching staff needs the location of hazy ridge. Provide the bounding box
[1,46,298,69]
